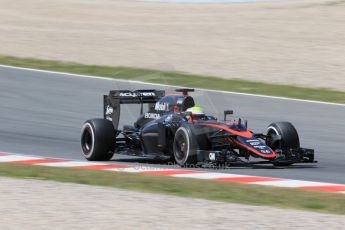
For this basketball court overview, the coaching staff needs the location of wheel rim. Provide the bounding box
[174,131,188,161]
[81,126,93,155]
[267,128,280,150]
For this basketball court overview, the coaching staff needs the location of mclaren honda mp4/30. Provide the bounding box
[81,88,316,167]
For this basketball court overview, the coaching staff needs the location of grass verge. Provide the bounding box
[1,163,345,215]
[1,55,345,104]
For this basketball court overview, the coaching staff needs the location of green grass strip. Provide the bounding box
[1,163,345,215]
[0,55,344,104]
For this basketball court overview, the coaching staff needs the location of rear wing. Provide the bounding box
[103,90,165,129]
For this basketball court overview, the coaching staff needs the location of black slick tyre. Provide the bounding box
[173,126,198,166]
[267,121,300,166]
[81,119,116,161]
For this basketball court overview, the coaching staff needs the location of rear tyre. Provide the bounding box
[173,126,198,166]
[81,119,116,161]
[266,122,300,167]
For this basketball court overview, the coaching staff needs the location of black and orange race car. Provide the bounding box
[81,88,316,167]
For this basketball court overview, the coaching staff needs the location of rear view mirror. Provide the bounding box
[224,110,233,121]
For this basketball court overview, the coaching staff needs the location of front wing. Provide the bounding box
[196,147,316,166]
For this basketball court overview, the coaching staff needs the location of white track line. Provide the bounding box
[172,172,254,179]
[250,180,339,188]
[105,167,143,173]
[36,161,109,167]
[1,64,344,107]
[106,167,177,173]
[0,151,76,161]
[0,155,42,162]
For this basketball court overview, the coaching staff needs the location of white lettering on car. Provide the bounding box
[209,152,216,161]
[144,113,161,119]
[105,105,113,115]
[249,142,261,146]
[155,102,169,111]
[140,92,155,97]
[260,150,271,154]
[119,92,156,97]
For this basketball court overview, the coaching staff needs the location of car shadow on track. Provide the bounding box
[111,156,171,164]
[112,157,318,170]
[250,164,318,169]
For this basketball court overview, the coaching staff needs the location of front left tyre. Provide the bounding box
[81,119,116,161]
[266,121,300,167]
[173,126,198,166]
[266,121,300,149]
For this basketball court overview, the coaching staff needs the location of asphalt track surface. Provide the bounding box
[1,66,345,184]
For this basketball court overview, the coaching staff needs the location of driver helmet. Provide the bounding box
[186,106,206,121]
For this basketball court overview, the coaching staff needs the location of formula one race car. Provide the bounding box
[81,88,316,167]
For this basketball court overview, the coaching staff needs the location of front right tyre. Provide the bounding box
[81,119,116,161]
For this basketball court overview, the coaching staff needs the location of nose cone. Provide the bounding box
[235,137,276,159]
